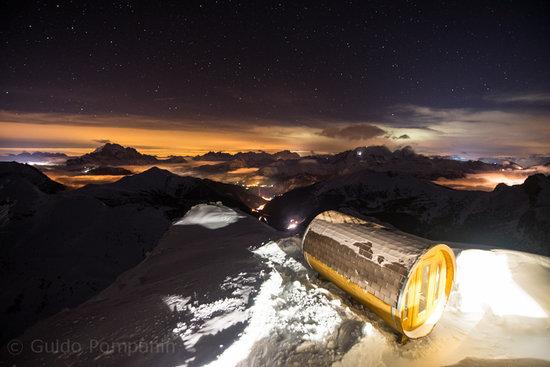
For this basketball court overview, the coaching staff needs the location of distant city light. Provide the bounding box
[25,161,53,166]
[287,219,299,230]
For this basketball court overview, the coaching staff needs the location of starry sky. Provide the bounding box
[1,1,549,156]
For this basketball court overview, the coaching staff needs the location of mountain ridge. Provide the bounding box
[263,169,550,255]
[0,163,262,344]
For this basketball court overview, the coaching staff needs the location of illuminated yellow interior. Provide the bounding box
[304,244,455,338]
[401,249,447,331]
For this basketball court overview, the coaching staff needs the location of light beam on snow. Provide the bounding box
[164,274,257,351]
[456,249,547,318]
[201,270,283,367]
[204,242,343,366]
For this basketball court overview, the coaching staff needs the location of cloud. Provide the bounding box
[318,124,386,140]
[0,109,358,132]
[0,110,251,132]
[486,93,550,105]
[1,104,549,157]
[94,139,111,144]
[386,104,550,157]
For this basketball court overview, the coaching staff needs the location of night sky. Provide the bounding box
[1,1,549,156]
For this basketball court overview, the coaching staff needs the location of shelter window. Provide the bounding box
[419,264,430,313]
[434,265,441,306]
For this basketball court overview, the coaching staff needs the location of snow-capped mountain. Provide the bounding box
[192,150,301,174]
[252,146,505,196]
[0,163,263,345]
[480,155,550,168]
[193,150,300,163]
[263,170,550,256]
[263,146,500,181]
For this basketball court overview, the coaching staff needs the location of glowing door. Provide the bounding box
[402,252,446,331]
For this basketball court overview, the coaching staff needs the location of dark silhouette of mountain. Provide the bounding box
[193,159,247,174]
[314,145,497,179]
[192,150,301,174]
[273,150,301,160]
[254,146,502,196]
[162,155,187,163]
[65,143,160,167]
[263,170,550,256]
[7,151,68,158]
[193,150,300,166]
[0,151,69,164]
[0,162,65,194]
[480,155,550,168]
[0,163,264,345]
[193,151,234,161]
[84,166,133,175]
[65,143,187,167]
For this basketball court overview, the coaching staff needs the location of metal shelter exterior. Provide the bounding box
[302,210,455,338]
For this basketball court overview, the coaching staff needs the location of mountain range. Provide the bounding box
[1,155,549,358]
[0,151,69,164]
[252,146,504,196]
[194,149,300,163]
[263,169,550,256]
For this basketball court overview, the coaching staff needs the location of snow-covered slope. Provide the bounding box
[0,164,263,345]
[0,162,65,194]
[1,204,287,366]
[3,204,549,367]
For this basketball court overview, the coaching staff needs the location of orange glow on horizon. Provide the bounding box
[0,111,401,156]
[0,121,309,156]
[433,167,550,191]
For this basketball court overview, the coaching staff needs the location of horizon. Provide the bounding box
[3,140,549,192]
[1,2,549,158]
[1,140,549,161]
[2,2,550,365]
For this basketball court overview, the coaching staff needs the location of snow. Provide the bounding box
[169,234,550,366]
[174,203,246,229]
[200,270,282,367]
[454,250,546,318]
[173,240,347,366]
[334,249,550,367]
[6,203,549,367]
[166,273,257,349]
[163,295,191,312]
[251,242,343,342]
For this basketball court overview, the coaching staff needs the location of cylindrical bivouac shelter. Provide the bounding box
[302,210,455,338]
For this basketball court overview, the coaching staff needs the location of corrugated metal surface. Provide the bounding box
[303,211,431,308]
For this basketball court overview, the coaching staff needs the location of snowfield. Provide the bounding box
[3,204,550,366]
[174,204,246,229]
